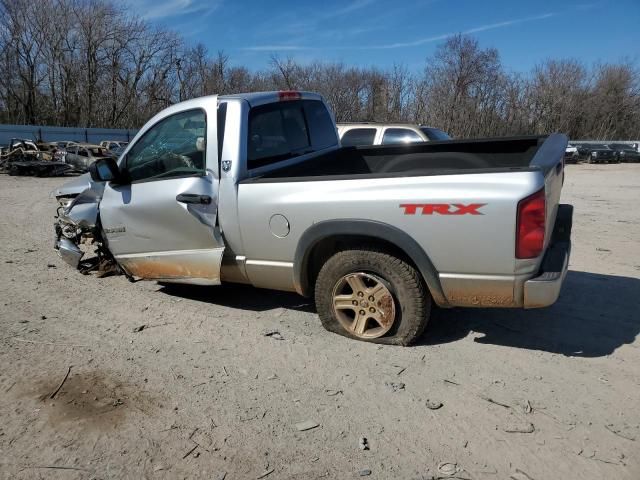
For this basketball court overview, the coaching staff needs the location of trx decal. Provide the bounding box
[400,203,486,215]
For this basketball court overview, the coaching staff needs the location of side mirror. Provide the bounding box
[89,157,121,183]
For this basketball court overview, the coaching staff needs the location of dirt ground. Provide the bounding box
[0,163,638,480]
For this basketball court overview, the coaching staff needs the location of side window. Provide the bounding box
[381,128,423,145]
[419,127,451,141]
[303,100,337,148]
[248,102,310,169]
[341,128,377,147]
[126,109,206,183]
[78,149,88,157]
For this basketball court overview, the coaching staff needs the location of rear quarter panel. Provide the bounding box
[237,171,545,303]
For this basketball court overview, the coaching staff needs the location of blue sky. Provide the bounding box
[129,0,640,73]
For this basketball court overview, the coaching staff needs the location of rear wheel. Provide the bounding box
[314,249,431,345]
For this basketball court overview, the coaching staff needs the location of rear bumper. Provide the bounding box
[523,240,570,308]
[439,204,573,309]
[523,204,573,308]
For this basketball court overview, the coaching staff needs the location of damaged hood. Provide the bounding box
[51,173,105,199]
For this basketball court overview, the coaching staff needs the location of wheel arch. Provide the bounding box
[293,219,449,307]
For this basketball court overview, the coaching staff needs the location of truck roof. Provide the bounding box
[142,91,325,128]
[219,90,324,107]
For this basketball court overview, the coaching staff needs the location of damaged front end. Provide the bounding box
[53,179,120,276]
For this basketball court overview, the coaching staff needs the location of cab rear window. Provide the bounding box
[247,100,337,169]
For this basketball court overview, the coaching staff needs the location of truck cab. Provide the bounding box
[84,92,338,285]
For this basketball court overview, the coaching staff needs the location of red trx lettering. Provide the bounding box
[400,203,486,215]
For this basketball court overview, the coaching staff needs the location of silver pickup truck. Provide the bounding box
[54,91,573,345]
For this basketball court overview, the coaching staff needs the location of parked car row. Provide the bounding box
[570,142,640,164]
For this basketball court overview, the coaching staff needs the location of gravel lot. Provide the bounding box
[0,164,638,480]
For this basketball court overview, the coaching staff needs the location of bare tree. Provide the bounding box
[0,2,638,139]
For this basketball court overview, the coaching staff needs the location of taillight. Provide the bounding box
[278,90,301,101]
[516,189,546,259]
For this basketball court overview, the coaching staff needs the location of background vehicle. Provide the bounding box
[37,141,67,162]
[108,145,127,157]
[1,138,71,176]
[564,144,579,163]
[609,143,640,163]
[65,144,112,171]
[55,91,572,346]
[575,143,591,157]
[9,138,39,151]
[100,140,129,151]
[581,143,617,163]
[338,123,451,147]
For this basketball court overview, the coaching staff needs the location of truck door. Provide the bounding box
[99,99,225,285]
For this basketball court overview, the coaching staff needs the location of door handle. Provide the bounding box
[176,193,212,205]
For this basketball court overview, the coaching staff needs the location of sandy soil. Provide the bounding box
[0,163,638,480]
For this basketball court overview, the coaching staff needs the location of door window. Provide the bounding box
[126,109,206,182]
[381,128,423,145]
[341,128,377,147]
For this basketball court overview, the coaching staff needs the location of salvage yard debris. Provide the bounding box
[0,138,72,177]
[295,420,320,431]
[437,462,458,476]
[256,468,275,479]
[503,422,535,434]
[48,366,72,399]
[358,437,369,450]
[263,330,284,340]
[385,381,405,392]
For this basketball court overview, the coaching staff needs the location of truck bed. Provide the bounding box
[251,135,563,181]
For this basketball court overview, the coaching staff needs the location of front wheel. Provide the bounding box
[314,249,431,345]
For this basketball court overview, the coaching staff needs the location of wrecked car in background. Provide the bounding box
[64,144,112,172]
[0,138,72,176]
[99,140,129,151]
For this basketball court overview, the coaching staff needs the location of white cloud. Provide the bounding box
[331,0,376,17]
[133,0,222,20]
[240,11,557,53]
[372,13,556,49]
[242,45,308,52]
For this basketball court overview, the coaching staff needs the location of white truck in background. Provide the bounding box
[338,123,451,147]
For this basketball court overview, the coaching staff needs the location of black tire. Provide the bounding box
[314,248,431,345]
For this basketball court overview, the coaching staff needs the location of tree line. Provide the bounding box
[1,0,639,140]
